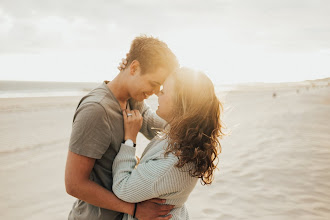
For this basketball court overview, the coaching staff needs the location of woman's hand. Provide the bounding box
[117,54,128,71]
[123,109,143,144]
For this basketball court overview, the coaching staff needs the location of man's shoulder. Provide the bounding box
[77,84,117,113]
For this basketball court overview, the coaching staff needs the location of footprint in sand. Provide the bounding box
[202,208,218,215]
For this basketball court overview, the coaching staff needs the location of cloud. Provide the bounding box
[0,0,329,54]
[219,0,330,51]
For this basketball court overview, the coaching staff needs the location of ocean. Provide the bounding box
[0,80,236,98]
[0,81,100,98]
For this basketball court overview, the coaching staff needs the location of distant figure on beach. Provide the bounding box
[65,36,178,220]
[273,92,277,98]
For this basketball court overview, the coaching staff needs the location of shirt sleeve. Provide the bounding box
[69,102,111,159]
[129,99,166,140]
[112,144,177,203]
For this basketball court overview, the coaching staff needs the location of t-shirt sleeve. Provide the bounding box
[69,102,111,159]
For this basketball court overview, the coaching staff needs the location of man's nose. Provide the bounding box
[153,86,161,94]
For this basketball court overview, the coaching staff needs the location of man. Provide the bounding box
[65,36,179,220]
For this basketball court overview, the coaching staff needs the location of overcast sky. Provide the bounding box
[0,0,329,83]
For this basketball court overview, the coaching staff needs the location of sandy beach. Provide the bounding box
[1,81,330,220]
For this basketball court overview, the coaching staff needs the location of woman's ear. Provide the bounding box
[129,60,141,76]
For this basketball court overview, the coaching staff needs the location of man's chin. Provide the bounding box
[141,93,150,101]
[134,95,145,102]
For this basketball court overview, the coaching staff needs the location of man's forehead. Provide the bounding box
[145,70,169,84]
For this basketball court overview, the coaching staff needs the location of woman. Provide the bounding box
[112,67,224,219]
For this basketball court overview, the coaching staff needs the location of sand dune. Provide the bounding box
[1,83,329,219]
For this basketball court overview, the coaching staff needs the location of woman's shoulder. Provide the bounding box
[141,137,177,162]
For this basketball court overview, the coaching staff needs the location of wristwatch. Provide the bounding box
[123,139,136,147]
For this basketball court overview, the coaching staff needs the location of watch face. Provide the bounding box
[125,139,134,146]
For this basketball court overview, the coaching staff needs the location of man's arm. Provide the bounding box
[129,99,166,140]
[65,150,133,213]
[65,150,174,219]
[66,102,173,219]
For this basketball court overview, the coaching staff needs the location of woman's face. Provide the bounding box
[156,76,175,122]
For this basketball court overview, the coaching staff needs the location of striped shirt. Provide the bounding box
[112,135,198,220]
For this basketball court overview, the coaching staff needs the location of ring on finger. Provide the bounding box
[127,113,133,117]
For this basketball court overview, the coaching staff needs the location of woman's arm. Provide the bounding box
[112,143,177,203]
[66,150,174,219]
[116,109,176,203]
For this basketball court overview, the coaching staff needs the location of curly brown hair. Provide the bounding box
[164,68,224,185]
[126,35,178,75]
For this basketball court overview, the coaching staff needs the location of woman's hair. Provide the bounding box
[164,67,225,185]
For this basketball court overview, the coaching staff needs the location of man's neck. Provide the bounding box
[107,73,130,110]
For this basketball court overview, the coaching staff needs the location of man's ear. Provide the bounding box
[129,60,140,76]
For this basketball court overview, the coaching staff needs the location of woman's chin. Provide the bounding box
[156,110,168,122]
[156,109,162,118]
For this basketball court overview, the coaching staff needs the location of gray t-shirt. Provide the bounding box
[68,81,125,220]
[68,81,166,220]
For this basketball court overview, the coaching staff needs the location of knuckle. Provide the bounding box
[164,206,171,211]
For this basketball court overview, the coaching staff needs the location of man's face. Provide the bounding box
[129,67,169,101]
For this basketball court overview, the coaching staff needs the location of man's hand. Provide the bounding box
[135,199,174,220]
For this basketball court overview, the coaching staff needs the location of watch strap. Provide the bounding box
[123,139,136,147]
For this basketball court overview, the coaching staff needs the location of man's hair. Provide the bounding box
[126,35,179,75]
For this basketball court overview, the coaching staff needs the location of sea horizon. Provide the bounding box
[0,77,329,98]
